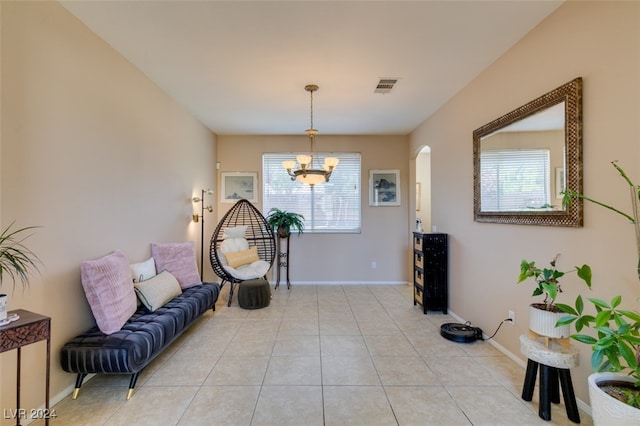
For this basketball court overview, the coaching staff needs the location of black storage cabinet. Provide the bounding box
[413,232,448,314]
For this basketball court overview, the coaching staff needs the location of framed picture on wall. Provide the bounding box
[555,167,565,199]
[221,172,258,203]
[369,170,400,206]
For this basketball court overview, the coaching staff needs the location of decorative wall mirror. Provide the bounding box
[473,77,583,226]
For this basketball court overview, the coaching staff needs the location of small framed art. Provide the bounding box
[369,170,400,206]
[221,172,258,203]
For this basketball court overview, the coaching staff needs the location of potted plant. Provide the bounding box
[559,161,640,424]
[265,208,305,239]
[0,222,41,322]
[518,254,592,338]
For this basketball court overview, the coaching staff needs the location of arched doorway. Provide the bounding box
[415,146,431,232]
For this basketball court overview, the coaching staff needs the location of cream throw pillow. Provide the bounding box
[225,246,260,268]
[130,257,156,283]
[134,270,183,312]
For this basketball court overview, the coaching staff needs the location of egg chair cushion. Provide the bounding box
[222,260,271,280]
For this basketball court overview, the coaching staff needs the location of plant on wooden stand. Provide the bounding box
[518,254,592,338]
[558,161,640,419]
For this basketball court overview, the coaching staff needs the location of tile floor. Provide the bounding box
[41,284,592,425]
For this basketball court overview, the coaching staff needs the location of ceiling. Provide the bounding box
[61,1,564,136]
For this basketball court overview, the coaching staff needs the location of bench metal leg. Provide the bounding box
[72,373,87,399]
[126,373,140,400]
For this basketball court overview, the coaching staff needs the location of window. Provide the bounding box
[480,149,551,211]
[263,153,361,233]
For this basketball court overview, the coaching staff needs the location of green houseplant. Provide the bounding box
[0,222,41,291]
[558,161,640,422]
[519,254,592,310]
[265,208,305,239]
[518,254,591,338]
[0,222,41,322]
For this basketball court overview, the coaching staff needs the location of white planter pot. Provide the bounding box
[528,304,570,338]
[589,372,640,426]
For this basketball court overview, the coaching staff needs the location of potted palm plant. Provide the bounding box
[0,222,41,322]
[265,208,305,239]
[559,161,640,424]
[518,254,592,338]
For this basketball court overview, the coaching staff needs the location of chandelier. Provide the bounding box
[282,84,339,185]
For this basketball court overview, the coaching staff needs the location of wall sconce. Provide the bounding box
[192,188,214,279]
[192,189,214,222]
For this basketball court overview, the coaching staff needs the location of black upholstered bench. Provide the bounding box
[60,283,219,399]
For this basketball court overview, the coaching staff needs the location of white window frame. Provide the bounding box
[480,149,551,211]
[262,152,361,233]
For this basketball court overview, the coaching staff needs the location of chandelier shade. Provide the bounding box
[282,84,339,185]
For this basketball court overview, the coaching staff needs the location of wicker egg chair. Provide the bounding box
[210,199,276,306]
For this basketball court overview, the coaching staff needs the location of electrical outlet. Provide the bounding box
[508,310,515,325]
[371,261,377,269]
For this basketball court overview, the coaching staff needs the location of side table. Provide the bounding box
[519,334,580,423]
[275,235,291,289]
[0,309,51,426]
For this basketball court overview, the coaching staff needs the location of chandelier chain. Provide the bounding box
[309,87,314,131]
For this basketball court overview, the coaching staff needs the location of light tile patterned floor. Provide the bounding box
[42,284,592,425]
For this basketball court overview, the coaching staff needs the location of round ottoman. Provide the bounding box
[237,279,271,309]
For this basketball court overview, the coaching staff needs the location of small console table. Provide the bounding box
[0,309,51,426]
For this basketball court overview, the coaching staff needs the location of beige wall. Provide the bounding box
[217,134,411,284]
[0,1,216,419]
[410,0,639,405]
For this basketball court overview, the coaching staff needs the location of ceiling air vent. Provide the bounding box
[374,78,398,94]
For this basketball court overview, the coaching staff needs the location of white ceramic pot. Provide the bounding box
[589,372,640,426]
[528,304,570,338]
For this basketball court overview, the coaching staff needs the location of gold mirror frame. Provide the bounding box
[473,77,583,227]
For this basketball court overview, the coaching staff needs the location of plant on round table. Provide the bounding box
[518,253,592,311]
[559,161,640,411]
[265,208,305,238]
[0,222,41,291]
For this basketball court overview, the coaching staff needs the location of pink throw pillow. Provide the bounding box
[150,241,201,289]
[80,251,137,335]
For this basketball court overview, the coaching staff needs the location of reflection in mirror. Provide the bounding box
[473,78,583,226]
[480,103,564,211]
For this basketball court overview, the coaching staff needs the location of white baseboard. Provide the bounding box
[22,374,95,425]
[447,309,592,418]
[268,281,410,286]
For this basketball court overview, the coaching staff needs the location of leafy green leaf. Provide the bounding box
[595,310,613,328]
[589,298,611,309]
[592,350,605,371]
[572,334,597,345]
[611,295,622,308]
[555,303,577,316]
[575,295,584,314]
[576,264,592,288]
[556,316,576,327]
